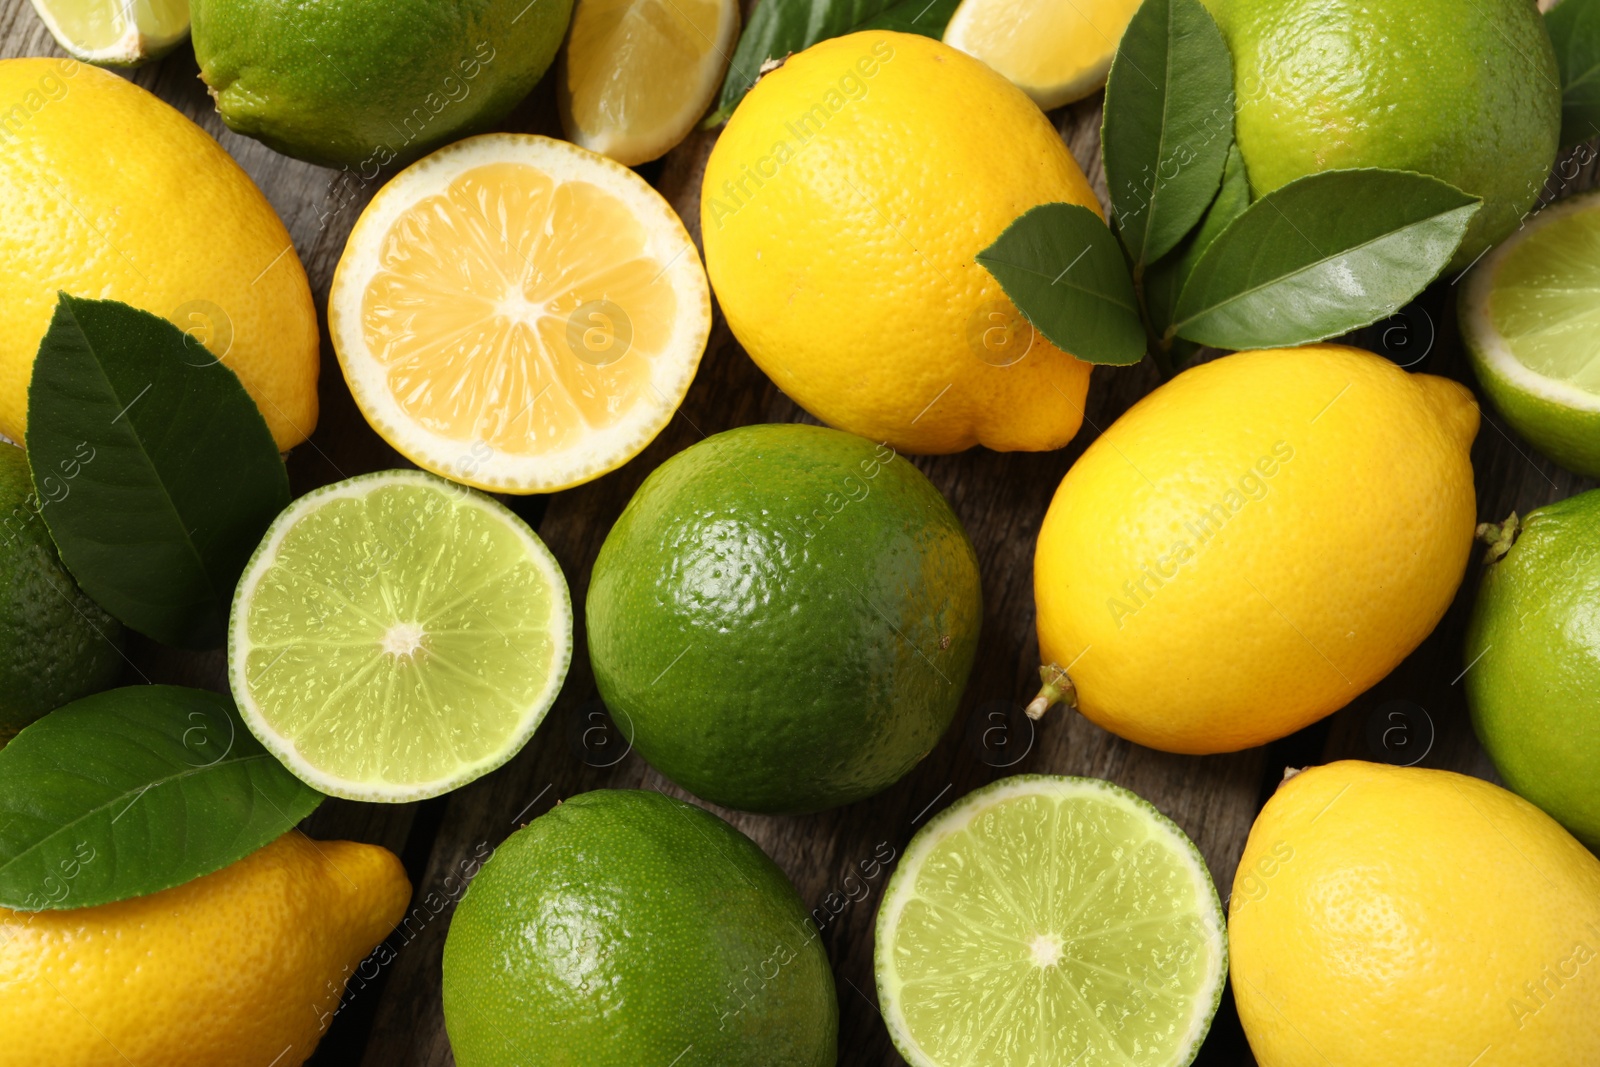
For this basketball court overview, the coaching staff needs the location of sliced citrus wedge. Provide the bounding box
[28,0,189,66]
[876,775,1227,1067]
[228,470,573,802]
[329,134,711,493]
[559,0,738,166]
[1461,189,1600,478]
[943,0,1142,109]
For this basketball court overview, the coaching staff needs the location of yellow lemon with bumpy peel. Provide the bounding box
[0,832,409,1067]
[1231,761,1600,1067]
[1031,345,1478,753]
[0,59,319,451]
[701,30,1098,455]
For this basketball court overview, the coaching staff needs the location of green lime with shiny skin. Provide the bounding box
[190,0,574,168]
[1205,0,1560,268]
[586,423,982,814]
[441,789,838,1067]
[0,441,122,742]
[1466,490,1600,850]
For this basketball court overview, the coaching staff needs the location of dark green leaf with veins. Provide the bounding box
[1145,142,1251,354]
[26,295,290,649]
[1102,0,1236,268]
[0,685,321,911]
[1169,169,1479,350]
[977,203,1148,367]
[1547,0,1600,148]
[708,0,959,125]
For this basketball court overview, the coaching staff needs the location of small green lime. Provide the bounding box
[875,775,1228,1066]
[189,0,575,168]
[1205,0,1561,268]
[441,789,838,1067]
[1465,492,1600,850]
[1460,189,1600,478]
[0,441,122,741]
[586,423,982,814]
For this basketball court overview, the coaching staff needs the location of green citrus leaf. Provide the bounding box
[1169,169,1480,349]
[26,295,290,649]
[977,203,1148,366]
[1145,142,1250,347]
[1102,0,1235,267]
[0,685,322,911]
[1548,0,1600,148]
[707,0,958,125]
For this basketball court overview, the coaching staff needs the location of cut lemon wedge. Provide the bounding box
[558,0,738,166]
[943,0,1142,110]
[329,133,711,493]
[28,0,189,67]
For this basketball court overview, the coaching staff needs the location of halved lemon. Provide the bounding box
[329,133,711,493]
[943,0,1142,110]
[28,0,189,66]
[559,0,738,166]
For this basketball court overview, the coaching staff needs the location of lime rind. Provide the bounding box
[227,469,573,803]
[28,0,189,67]
[875,775,1227,1067]
[1462,190,1600,477]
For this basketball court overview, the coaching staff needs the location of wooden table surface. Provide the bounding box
[4,3,1596,1063]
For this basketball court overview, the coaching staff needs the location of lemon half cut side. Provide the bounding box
[329,133,711,494]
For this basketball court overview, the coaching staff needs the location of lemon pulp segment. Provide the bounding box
[30,0,189,62]
[944,0,1142,109]
[362,162,676,454]
[561,0,737,165]
[330,135,710,493]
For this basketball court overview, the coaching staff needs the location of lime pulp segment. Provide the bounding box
[229,471,573,801]
[1489,197,1600,392]
[877,776,1227,1067]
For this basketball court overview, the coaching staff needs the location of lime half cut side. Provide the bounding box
[29,0,189,66]
[228,470,573,802]
[875,775,1227,1067]
[1461,189,1600,478]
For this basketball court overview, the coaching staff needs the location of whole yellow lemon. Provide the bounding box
[1033,345,1478,753]
[1231,761,1600,1066]
[0,59,319,451]
[701,30,1097,455]
[0,831,410,1067]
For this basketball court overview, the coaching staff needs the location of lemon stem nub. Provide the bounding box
[1476,512,1520,564]
[1025,663,1077,720]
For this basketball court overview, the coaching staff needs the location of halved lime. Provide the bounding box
[1461,189,1600,478]
[228,470,572,802]
[875,775,1227,1067]
[28,0,190,67]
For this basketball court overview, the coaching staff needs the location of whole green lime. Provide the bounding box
[1465,491,1600,849]
[1205,0,1561,268]
[0,442,122,741]
[189,0,574,168]
[441,789,838,1067]
[586,424,982,814]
